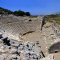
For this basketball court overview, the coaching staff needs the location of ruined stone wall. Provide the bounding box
[0,15,43,40]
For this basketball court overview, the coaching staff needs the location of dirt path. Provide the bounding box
[21,30,48,56]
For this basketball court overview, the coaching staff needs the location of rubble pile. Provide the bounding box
[0,34,45,60]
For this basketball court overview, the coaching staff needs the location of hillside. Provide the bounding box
[0,7,31,16]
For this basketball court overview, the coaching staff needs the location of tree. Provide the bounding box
[25,12,31,16]
[0,7,31,16]
[13,10,25,16]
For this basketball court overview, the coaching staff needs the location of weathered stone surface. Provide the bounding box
[0,15,43,40]
[0,33,45,60]
[0,15,60,60]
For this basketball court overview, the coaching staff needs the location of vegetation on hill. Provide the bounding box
[0,7,13,14]
[44,14,60,24]
[0,7,31,16]
[13,10,26,16]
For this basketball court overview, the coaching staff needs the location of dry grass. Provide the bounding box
[45,16,60,25]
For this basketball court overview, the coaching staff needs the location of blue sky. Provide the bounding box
[0,0,60,15]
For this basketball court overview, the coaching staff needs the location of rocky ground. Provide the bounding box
[0,33,45,60]
[0,15,60,60]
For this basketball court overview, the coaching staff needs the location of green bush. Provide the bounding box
[0,7,13,14]
[13,10,26,16]
[25,12,30,16]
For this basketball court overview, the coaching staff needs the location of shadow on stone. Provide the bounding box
[48,42,60,53]
[22,31,34,36]
[0,34,3,39]
[2,37,11,46]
